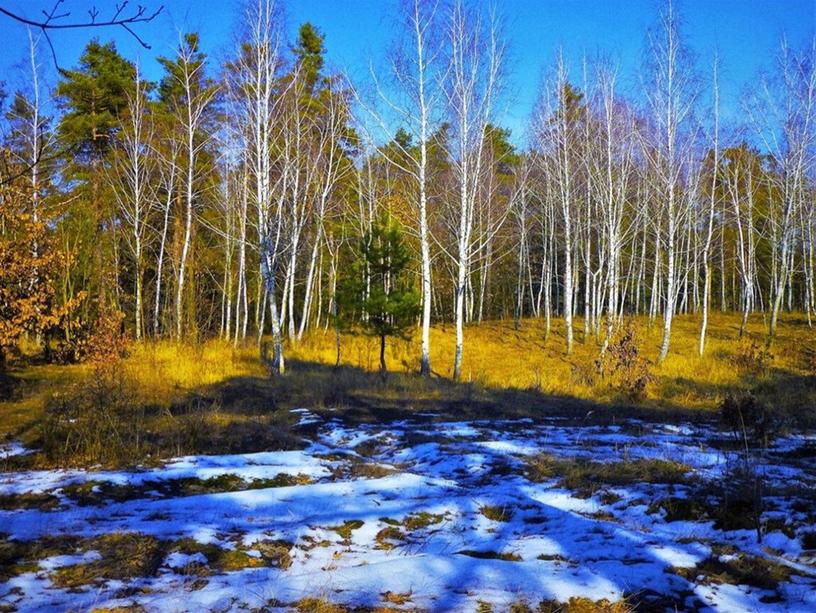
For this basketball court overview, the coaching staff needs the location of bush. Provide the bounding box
[731,341,773,378]
[801,346,816,377]
[716,461,764,536]
[47,307,130,366]
[720,392,776,447]
[597,323,654,401]
[40,369,144,466]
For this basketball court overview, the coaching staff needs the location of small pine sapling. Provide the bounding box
[339,213,420,372]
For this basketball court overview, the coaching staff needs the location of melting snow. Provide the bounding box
[1,415,815,611]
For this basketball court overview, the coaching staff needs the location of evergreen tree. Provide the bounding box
[340,214,420,371]
[292,22,326,93]
[57,40,137,163]
[56,40,137,312]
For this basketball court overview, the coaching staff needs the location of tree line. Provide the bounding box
[1,0,814,377]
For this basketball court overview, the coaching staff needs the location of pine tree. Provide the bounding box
[340,214,420,371]
[56,40,137,312]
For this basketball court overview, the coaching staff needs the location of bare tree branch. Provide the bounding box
[0,1,164,68]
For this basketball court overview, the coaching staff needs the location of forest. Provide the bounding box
[1,1,815,611]
[0,0,812,375]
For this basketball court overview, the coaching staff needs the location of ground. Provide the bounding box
[0,314,815,611]
[1,412,815,611]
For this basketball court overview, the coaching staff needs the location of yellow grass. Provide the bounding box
[0,341,262,444]
[290,312,815,413]
[119,340,264,408]
[2,312,814,444]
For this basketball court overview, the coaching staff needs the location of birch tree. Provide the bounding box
[365,0,442,376]
[698,56,719,355]
[159,33,218,339]
[748,38,816,343]
[643,1,697,363]
[443,0,504,379]
[111,67,154,340]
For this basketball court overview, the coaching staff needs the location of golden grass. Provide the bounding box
[2,312,814,447]
[119,340,264,408]
[290,312,816,414]
[0,340,262,446]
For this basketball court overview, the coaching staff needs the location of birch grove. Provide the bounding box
[2,0,814,376]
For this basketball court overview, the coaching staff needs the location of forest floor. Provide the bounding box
[1,313,815,610]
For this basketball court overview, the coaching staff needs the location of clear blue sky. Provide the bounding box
[1,0,814,143]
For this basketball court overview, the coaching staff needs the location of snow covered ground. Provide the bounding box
[1,412,815,611]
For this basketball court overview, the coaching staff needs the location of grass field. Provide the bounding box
[292,311,815,411]
[1,312,814,468]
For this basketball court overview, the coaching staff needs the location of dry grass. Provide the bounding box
[2,313,814,468]
[290,312,816,417]
[527,455,692,495]
[119,341,264,408]
[0,341,262,445]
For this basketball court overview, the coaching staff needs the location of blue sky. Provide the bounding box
[1,0,814,143]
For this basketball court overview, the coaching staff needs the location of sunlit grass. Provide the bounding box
[2,312,813,447]
[120,340,264,408]
[290,312,815,413]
